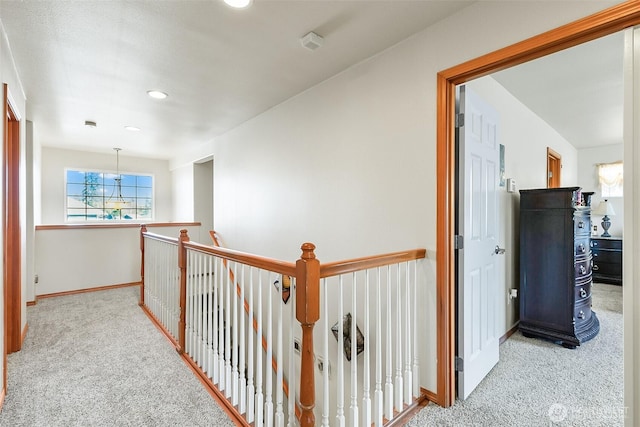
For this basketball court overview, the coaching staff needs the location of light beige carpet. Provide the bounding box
[408,282,624,427]
[0,286,235,427]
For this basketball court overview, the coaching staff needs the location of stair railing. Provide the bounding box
[139,226,427,426]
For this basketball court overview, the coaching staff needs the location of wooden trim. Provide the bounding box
[139,304,180,350]
[547,147,562,188]
[35,221,201,231]
[20,323,28,345]
[319,248,427,278]
[139,302,245,424]
[422,386,438,404]
[436,71,457,408]
[26,300,37,307]
[181,353,251,426]
[4,83,22,364]
[142,231,179,245]
[384,393,430,427]
[439,1,640,84]
[184,240,298,277]
[499,323,520,345]
[37,282,141,299]
[436,0,640,408]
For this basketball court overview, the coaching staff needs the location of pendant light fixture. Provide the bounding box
[107,148,128,211]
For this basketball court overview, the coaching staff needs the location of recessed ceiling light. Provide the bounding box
[224,0,252,8]
[84,120,97,128]
[147,90,168,100]
[125,126,141,132]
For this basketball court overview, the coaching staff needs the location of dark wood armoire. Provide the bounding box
[519,187,599,348]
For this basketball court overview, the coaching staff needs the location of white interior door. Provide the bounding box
[456,85,501,400]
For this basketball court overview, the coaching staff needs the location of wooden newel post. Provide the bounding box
[296,243,320,427]
[139,225,147,306]
[177,229,190,354]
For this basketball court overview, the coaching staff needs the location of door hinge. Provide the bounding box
[455,356,464,372]
[455,113,464,128]
[454,235,464,249]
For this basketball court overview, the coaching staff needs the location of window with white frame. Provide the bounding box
[598,161,623,198]
[65,169,154,221]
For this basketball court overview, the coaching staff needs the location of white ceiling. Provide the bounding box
[0,1,624,160]
[492,31,624,149]
[0,0,474,160]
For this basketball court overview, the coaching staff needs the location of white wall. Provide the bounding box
[171,163,195,223]
[40,147,173,224]
[467,76,579,334]
[578,144,624,237]
[194,159,213,239]
[172,1,617,394]
[34,224,201,296]
[25,120,35,303]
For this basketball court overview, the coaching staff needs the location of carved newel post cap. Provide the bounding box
[300,243,316,260]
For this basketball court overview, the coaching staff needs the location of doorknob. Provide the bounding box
[494,245,506,255]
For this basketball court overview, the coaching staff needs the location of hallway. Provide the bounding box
[0,287,234,426]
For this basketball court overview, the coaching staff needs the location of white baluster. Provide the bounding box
[219,257,226,390]
[255,271,264,427]
[384,266,393,420]
[404,262,412,405]
[336,275,345,427]
[350,273,359,427]
[321,279,330,427]
[275,274,284,427]
[412,260,419,398]
[362,269,372,427]
[173,245,179,338]
[191,252,196,359]
[395,265,404,412]
[225,260,232,397]
[239,265,247,414]
[186,252,192,356]
[374,267,383,427]
[232,263,239,406]
[200,253,206,369]
[207,256,214,379]
[287,276,296,427]
[173,245,178,335]
[265,272,274,427]
[213,257,220,385]
[198,252,204,367]
[247,267,255,423]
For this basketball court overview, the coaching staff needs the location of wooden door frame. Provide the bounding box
[547,147,562,188]
[3,83,22,397]
[436,1,640,407]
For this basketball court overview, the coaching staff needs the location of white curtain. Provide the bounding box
[598,161,623,197]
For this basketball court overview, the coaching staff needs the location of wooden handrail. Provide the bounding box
[320,248,427,278]
[142,231,180,245]
[184,239,297,277]
[36,221,201,230]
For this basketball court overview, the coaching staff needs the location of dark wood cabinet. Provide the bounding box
[519,187,599,348]
[591,236,622,285]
